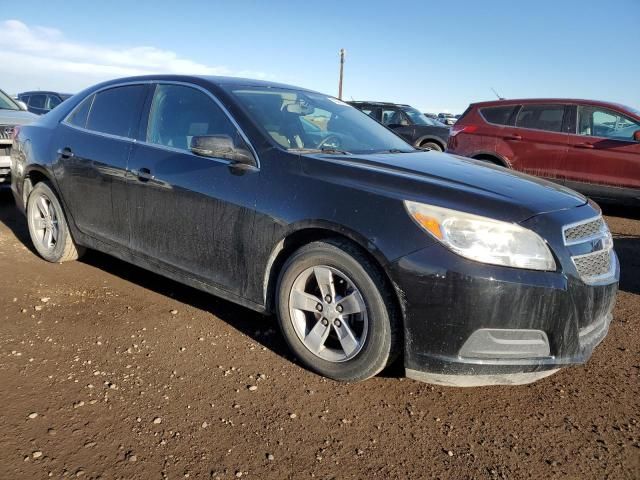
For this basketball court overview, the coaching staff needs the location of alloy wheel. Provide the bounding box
[288,265,368,362]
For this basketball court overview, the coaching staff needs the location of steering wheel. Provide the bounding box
[317,134,342,150]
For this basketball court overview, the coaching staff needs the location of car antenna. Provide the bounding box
[491,87,505,100]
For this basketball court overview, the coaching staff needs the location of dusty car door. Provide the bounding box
[499,104,570,181]
[126,83,260,296]
[55,84,148,247]
[564,104,640,196]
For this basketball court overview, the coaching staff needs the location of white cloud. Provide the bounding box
[0,20,268,94]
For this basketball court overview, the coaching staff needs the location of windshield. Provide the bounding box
[403,107,442,126]
[0,89,20,111]
[228,87,415,154]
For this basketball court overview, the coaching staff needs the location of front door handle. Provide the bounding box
[574,142,594,149]
[132,167,155,181]
[56,147,75,159]
[504,134,522,141]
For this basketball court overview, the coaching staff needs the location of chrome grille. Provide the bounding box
[573,249,612,281]
[563,217,605,244]
[563,215,615,283]
[0,125,14,141]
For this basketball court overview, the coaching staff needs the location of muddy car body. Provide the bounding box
[11,75,619,385]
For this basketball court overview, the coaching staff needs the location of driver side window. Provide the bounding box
[382,109,409,126]
[578,106,640,141]
[147,84,238,151]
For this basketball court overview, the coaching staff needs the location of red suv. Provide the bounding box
[447,99,640,203]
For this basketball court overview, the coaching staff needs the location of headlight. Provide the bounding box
[404,201,556,271]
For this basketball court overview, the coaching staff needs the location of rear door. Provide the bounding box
[499,103,570,181]
[564,104,640,192]
[55,84,149,247]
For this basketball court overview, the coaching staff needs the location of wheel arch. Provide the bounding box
[262,223,406,328]
[21,165,56,209]
[471,151,511,167]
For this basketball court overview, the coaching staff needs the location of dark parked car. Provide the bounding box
[17,91,72,115]
[349,101,450,151]
[448,99,640,203]
[11,76,618,386]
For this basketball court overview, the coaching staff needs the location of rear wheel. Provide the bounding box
[276,239,400,382]
[26,181,85,262]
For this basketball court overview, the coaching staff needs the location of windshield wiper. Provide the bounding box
[290,148,351,155]
[375,148,416,154]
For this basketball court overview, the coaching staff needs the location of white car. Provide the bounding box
[0,89,36,187]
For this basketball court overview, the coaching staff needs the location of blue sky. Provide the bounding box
[2,0,639,113]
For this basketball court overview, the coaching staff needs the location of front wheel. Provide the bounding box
[26,181,85,262]
[276,239,400,381]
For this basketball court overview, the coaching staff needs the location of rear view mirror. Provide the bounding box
[634,130,640,142]
[16,100,28,111]
[190,135,256,168]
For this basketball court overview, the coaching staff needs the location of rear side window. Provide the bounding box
[66,95,94,128]
[86,85,147,138]
[516,104,565,132]
[480,106,519,125]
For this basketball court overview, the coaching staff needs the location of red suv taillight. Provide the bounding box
[449,124,478,137]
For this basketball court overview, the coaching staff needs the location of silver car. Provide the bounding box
[0,89,36,187]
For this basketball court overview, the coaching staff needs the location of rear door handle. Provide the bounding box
[504,134,522,141]
[131,167,155,181]
[574,142,594,149]
[56,147,75,159]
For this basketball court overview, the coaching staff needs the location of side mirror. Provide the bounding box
[634,130,640,142]
[190,135,256,168]
[16,100,28,111]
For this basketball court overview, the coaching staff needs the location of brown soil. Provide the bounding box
[0,190,638,480]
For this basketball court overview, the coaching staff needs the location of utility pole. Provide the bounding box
[338,49,346,100]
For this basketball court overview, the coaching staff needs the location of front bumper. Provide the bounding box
[389,208,619,386]
[0,152,10,187]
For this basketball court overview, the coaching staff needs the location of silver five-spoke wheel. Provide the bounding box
[289,265,368,362]
[26,181,84,263]
[30,193,59,251]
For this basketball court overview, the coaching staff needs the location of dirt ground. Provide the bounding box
[0,189,638,480]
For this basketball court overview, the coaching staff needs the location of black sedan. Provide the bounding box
[11,75,618,385]
[349,101,450,151]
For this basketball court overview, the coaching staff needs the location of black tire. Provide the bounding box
[276,239,400,382]
[474,155,504,167]
[26,181,85,263]
[419,141,442,152]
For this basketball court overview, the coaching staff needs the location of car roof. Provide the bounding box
[349,101,412,108]
[19,91,73,97]
[470,98,637,113]
[90,75,319,95]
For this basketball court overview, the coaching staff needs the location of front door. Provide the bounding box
[127,83,260,295]
[564,104,640,193]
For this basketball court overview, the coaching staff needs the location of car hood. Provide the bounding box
[302,150,587,223]
[0,109,38,126]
